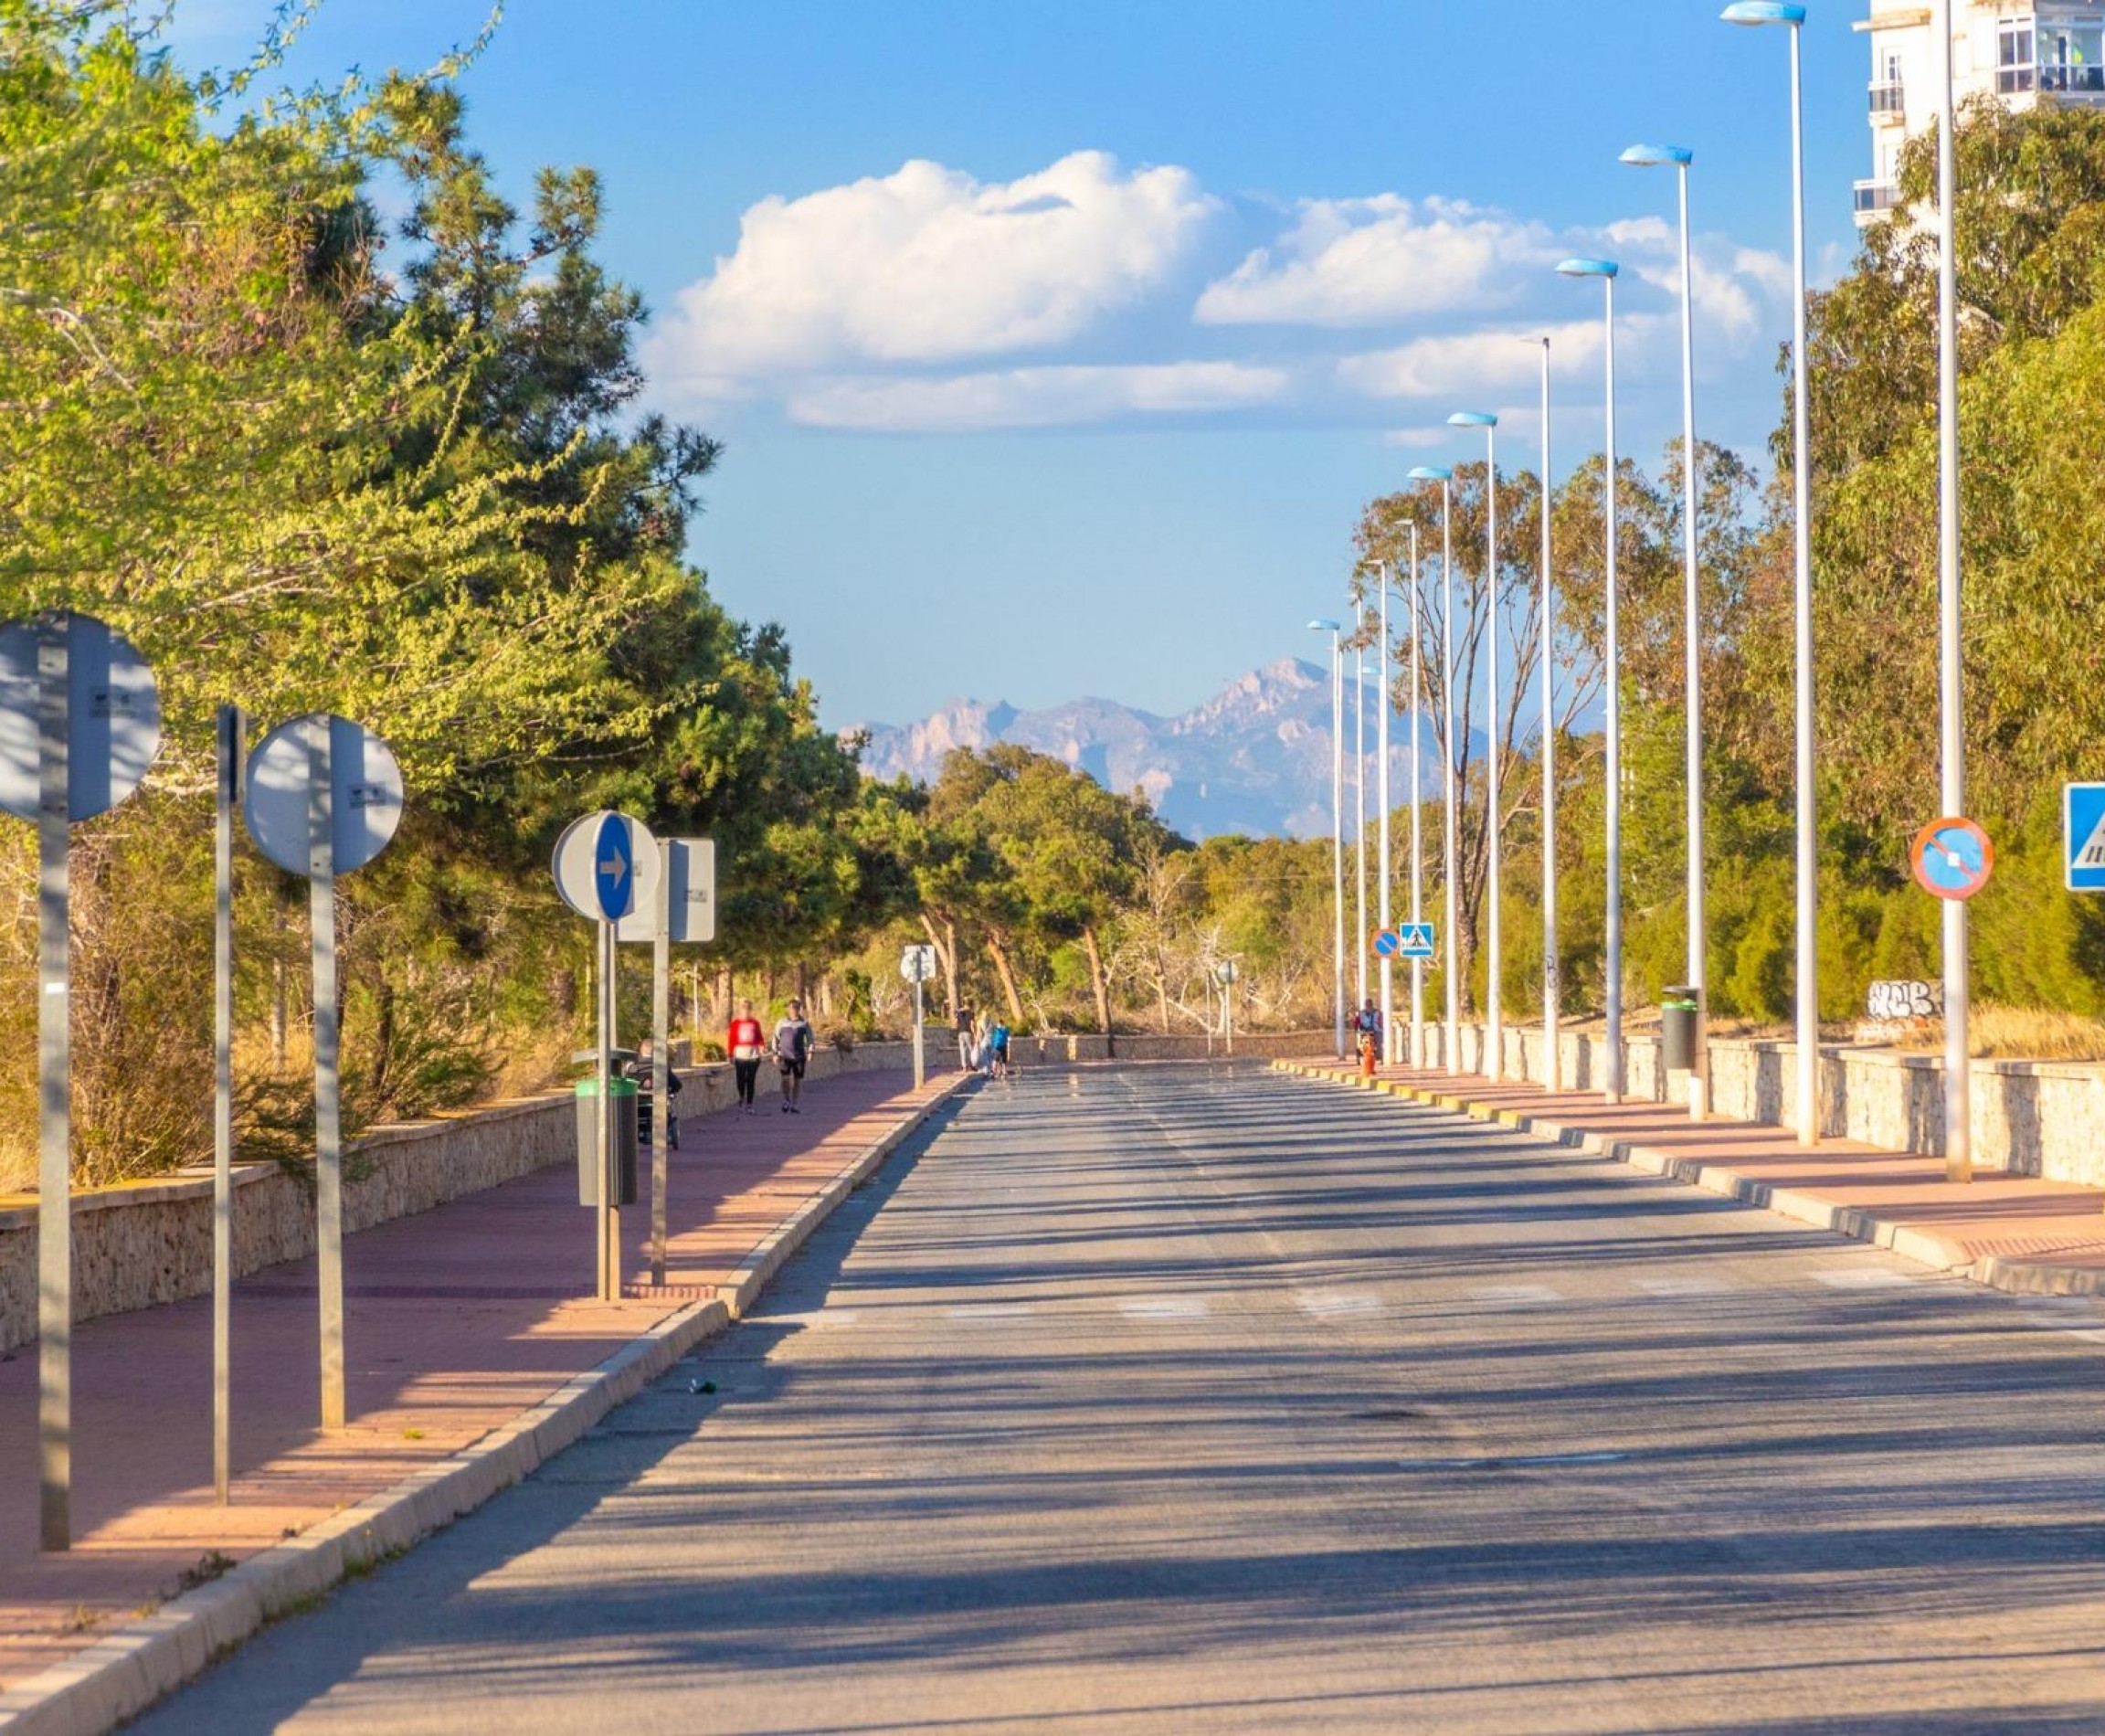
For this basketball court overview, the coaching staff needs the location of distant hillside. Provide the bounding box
[847,658,1446,840]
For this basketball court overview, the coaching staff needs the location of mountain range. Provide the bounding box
[847,657,1440,841]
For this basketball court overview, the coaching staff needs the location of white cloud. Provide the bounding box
[1338,318,1624,401]
[646,151,1221,385]
[786,363,1290,432]
[1194,196,1558,328]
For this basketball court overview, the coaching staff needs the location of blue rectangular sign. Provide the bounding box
[1398,922,1438,960]
[2068,783,2105,892]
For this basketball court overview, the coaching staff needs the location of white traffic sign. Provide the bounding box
[243,715,404,877]
[2068,785,2105,893]
[900,943,938,984]
[552,811,660,924]
[0,611,161,822]
[1217,960,1240,983]
[617,837,714,944]
[1398,923,1438,961]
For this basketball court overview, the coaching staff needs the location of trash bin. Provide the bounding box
[1661,986,1702,1074]
[574,1076,639,1207]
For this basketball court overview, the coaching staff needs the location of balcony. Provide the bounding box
[1868,80,1906,118]
[1854,180,1898,218]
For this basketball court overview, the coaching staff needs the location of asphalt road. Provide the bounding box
[135,1064,2105,1734]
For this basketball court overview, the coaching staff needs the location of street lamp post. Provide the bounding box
[1934,0,1972,1182]
[1624,141,1709,1124]
[1354,596,1368,1020]
[1410,466,1459,1074]
[1724,0,1820,1146]
[1530,337,1560,1093]
[1557,258,1624,1104]
[1449,412,1501,1082]
[1311,618,1346,1058]
[1408,523,1426,1070]
[1377,562,1396,1065]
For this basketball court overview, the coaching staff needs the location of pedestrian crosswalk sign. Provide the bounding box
[1398,923,1437,960]
[2067,783,2105,892]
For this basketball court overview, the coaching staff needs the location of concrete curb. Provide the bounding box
[1272,1061,2105,1298]
[0,1075,972,1736]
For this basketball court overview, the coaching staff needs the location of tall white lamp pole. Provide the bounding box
[1624,141,1709,1122]
[1724,0,1819,1145]
[1410,465,1459,1073]
[1311,618,1346,1058]
[1531,337,1560,1093]
[1934,0,1971,1181]
[1449,412,1501,1081]
[1408,523,1426,1069]
[1377,562,1395,1064]
[1557,258,1624,1103]
[1354,597,1368,1018]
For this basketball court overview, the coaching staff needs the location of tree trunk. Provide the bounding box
[1082,925,1113,1039]
[921,912,959,1017]
[987,930,1027,1027]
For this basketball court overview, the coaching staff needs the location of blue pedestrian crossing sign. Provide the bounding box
[2067,784,2105,892]
[1398,922,1438,961]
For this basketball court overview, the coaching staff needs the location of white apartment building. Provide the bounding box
[1856,0,2105,222]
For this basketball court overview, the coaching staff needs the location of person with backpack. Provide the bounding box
[989,1020,1011,1079]
[774,999,815,1113]
[1351,998,1384,1077]
[727,999,767,1116]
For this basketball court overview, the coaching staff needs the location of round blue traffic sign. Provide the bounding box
[1910,817,1994,902]
[594,810,635,921]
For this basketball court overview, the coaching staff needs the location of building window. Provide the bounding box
[2038,24,2105,94]
[1999,19,2036,93]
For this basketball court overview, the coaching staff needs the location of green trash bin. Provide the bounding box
[575,1076,639,1207]
[1661,987,1702,1074]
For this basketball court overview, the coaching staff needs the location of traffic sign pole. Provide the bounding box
[241,712,404,1432]
[6,611,164,1549]
[651,840,671,1289]
[37,621,70,1552]
[1935,1,1971,1186]
[213,705,243,1501]
[598,916,618,1302]
[914,976,926,1088]
[309,717,346,1431]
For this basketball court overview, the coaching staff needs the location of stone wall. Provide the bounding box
[1403,1021,2105,1187]
[0,1037,934,1354]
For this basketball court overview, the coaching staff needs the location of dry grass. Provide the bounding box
[1954,1003,2105,1063]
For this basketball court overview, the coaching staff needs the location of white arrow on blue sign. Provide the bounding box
[552,811,659,924]
[1398,923,1438,960]
[594,811,634,921]
[2067,784,2105,893]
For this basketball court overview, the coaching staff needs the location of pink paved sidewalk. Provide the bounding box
[0,1066,957,1688]
[1283,1056,2105,1287]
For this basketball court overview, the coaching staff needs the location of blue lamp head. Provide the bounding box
[1406,465,1453,482]
[1556,257,1621,279]
[1446,412,1497,429]
[1621,143,1694,168]
[1307,617,1341,633]
[1721,1,1806,25]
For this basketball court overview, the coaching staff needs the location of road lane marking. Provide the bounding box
[748,1310,860,1327]
[1395,1451,1628,1472]
[1468,1284,1563,1308]
[1633,1276,1735,1297]
[1814,1270,1920,1289]
[946,1303,1035,1319]
[1295,1290,1380,1318]
[1121,1297,1211,1319]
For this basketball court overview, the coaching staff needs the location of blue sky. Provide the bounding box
[167,1,1871,728]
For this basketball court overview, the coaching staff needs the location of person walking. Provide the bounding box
[775,998,815,1113]
[727,999,766,1116]
[954,1002,975,1073]
[989,1019,1011,1079]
